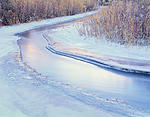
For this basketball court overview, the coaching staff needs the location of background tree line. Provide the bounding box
[0,0,97,25]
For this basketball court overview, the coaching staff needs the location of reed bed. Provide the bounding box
[78,0,150,46]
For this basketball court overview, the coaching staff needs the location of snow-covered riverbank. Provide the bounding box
[44,23,150,73]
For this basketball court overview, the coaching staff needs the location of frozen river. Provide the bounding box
[15,21,150,117]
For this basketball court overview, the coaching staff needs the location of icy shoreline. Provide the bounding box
[45,22,150,61]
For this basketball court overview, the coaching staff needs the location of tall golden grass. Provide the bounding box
[79,0,150,46]
[0,0,97,25]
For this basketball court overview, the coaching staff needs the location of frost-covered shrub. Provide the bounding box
[79,0,150,46]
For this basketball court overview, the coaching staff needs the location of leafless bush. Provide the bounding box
[0,0,97,25]
[79,0,150,46]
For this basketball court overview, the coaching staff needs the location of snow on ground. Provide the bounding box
[1,53,120,117]
[46,23,150,60]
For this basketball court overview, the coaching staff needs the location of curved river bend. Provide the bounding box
[18,21,150,117]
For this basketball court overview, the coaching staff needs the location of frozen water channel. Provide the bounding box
[16,22,150,117]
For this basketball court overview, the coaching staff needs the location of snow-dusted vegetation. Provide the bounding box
[78,0,150,46]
